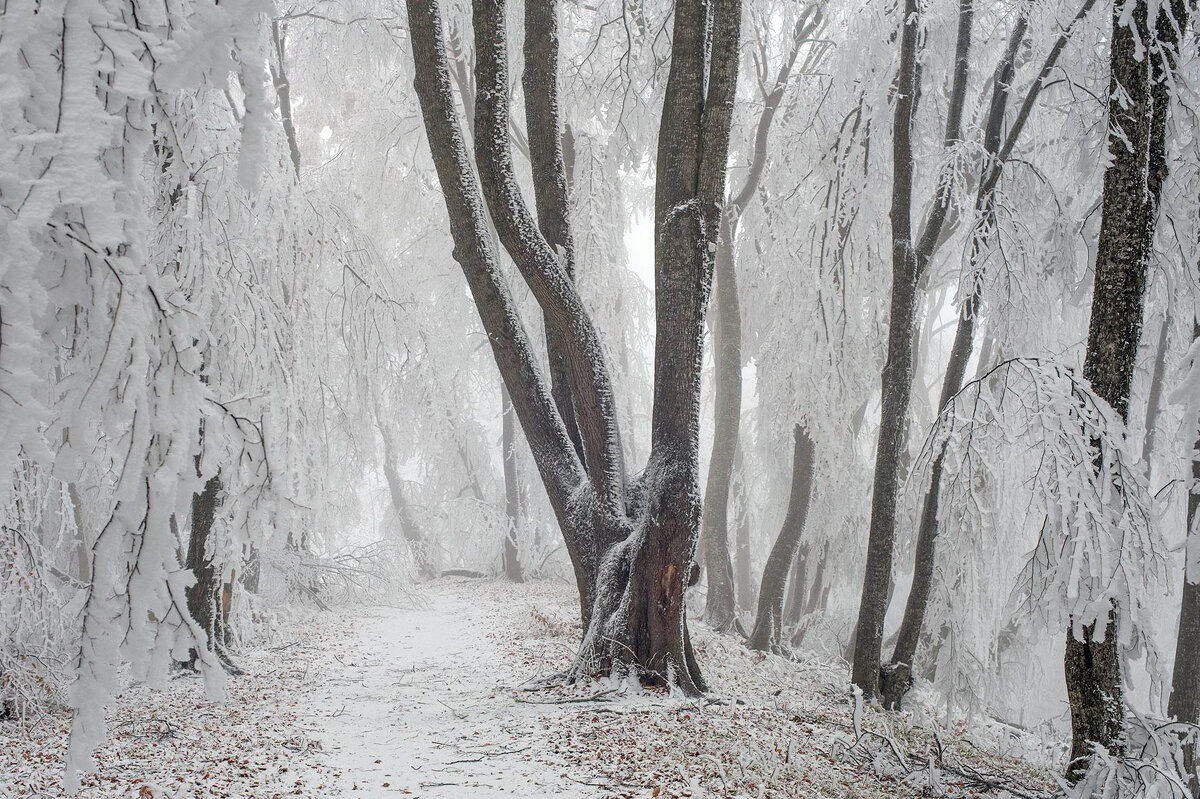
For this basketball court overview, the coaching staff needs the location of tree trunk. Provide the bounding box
[851,0,934,699]
[185,470,226,665]
[1141,315,1171,478]
[748,425,816,652]
[1169,322,1200,794]
[501,383,524,582]
[1066,0,1182,778]
[700,4,821,634]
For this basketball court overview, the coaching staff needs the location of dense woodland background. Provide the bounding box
[1,0,1199,793]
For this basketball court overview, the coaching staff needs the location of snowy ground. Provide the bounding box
[1,577,1062,798]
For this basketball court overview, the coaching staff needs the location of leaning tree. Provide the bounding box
[404,0,742,692]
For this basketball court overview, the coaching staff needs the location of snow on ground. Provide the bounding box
[1,577,1061,798]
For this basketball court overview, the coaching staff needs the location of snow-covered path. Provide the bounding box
[300,581,597,798]
[1,577,1062,799]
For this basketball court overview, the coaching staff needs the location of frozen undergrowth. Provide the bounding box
[0,606,343,798]
[2,578,1063,798]
[514,582,1061,799]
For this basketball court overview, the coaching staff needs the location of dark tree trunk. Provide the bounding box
[1169,323,1200,793]
[748,426,816,652]
[501,384,524,582]
[881,0,1103,704]
[1141,315,1171,478]
[1066,0,1182,779]
[406,0,741,692]
[852,0,973,700]
[185,471,227,666]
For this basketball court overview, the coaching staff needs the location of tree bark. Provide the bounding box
[1066,0,1183,778]
[748,425,816,652]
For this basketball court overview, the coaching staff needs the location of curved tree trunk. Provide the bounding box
[748,425,816,652]
[406,0,741,693]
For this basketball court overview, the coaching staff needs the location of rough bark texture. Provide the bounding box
[748,426,816,652]
[185,472,226,664]
[1169,324,1200,794]
[1066,0,1181,778]
[269,20,301,177]
[406,0,741,693]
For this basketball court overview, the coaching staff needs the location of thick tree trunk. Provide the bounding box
[1066,0,1182,778]
[748,426,816,652]
[501,384,524,582]
[1169,323,1200,794]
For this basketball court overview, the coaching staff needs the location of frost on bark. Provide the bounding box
[405,0,741,693]
[748,425,816,653]
[1065,0,1182,778]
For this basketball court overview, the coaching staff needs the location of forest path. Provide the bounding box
[300,578,598,798]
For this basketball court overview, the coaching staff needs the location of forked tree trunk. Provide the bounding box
[748,425,816,652]
[406,0,741,693]
[1066,0,1182,778]
[881,0,1105,706]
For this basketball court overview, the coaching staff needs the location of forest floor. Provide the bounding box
[1,577,1063,798]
